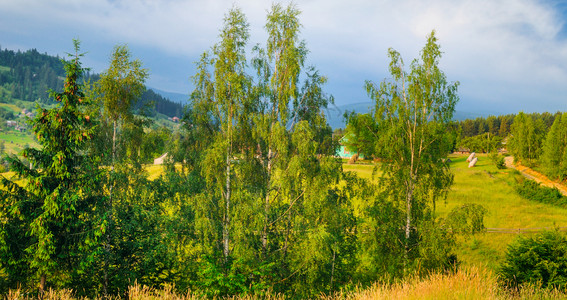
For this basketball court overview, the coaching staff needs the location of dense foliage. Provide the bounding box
[499,231,567,290]
[0,6,468,299]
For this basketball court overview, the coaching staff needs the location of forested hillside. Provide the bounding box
[0,46,183,117]
[0,47,65,103]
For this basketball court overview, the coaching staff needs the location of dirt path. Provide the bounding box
[505,156,567,196]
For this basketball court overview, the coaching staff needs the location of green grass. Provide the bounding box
[0,103,22,113]
[0,131,39,155]
[342,162,378,181]
[343,153,567,271]
[437,154,567,269]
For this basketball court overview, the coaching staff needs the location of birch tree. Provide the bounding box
[191,7,252,262]
[365,31,458,272]
[97,45,148,166]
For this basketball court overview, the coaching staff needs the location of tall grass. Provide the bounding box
[5,268,566,299]
[340,266,566,300]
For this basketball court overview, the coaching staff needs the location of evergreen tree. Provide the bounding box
[541,113,564,179]
[0,40,104,293]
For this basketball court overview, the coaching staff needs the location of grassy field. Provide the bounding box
[0,131,39,155]
[434,153,567,270]
[342,161,378,181]
[0,103,22,113]
[341,154,567,270]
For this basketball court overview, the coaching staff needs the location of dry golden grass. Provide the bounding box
[339,266,566,300]
[5,268,566,299]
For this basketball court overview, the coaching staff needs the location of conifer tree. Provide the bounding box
[0,40,104,293]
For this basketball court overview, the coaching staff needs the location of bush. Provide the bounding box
[515,179,567,207]
[445,203,487,234]
[489,153,506,169]
[499,231,567,290]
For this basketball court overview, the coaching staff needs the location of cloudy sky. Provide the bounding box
[1,0,566,115]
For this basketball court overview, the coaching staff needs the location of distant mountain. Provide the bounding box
[136,89,184,118]
[151,88,189,105]
[325,101,499,129]
[0,47,65,103]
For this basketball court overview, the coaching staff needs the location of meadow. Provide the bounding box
[0,131,39,155]
[436,154,567,270]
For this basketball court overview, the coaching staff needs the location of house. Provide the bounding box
[6,120,17,127]
[336,134,364,159]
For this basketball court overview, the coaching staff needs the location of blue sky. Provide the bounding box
[1,0,566,115]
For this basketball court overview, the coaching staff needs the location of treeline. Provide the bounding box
[457,112,558,139]
[458,114,514,138]
[509,111,567,181]
[450,110,567,180]
[134,88,184,118]
[0,5,465,299]
[451,112,558,154]
[0,47,65,102]
[0,46,183,118]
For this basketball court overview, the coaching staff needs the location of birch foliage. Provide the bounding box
[365,31,458,271]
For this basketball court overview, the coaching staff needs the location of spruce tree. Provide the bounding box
[0,40,104,293]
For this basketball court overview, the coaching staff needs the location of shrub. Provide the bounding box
[499,231,567,290]
[445,203,487,234]
[489,153,506,169]
[515,179,567,207]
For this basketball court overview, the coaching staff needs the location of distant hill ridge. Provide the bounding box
[325,101,496,129]
[0,45,184,118]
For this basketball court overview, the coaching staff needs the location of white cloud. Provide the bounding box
[1,0,566,112]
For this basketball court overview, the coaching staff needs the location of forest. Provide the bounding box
[2,3,567,299]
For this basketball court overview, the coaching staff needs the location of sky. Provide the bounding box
[1,0,567,115]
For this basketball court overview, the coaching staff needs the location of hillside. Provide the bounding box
[0,46,184,118]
